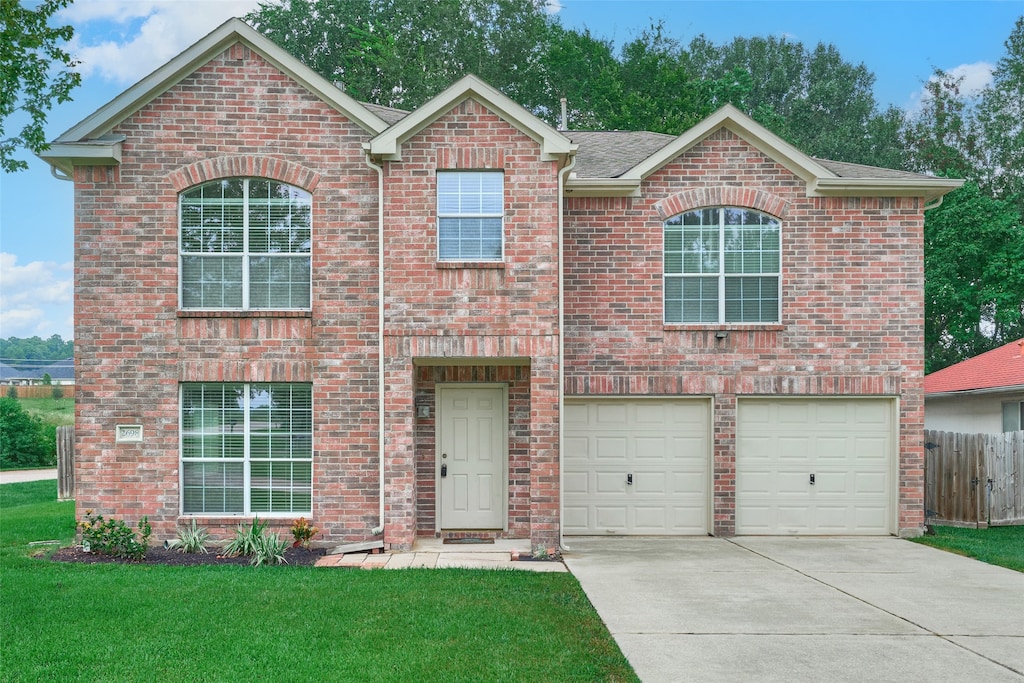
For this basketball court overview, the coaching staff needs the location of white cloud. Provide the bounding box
[0,253,73,338]
[63,0,263,84]
[906,61,994,113]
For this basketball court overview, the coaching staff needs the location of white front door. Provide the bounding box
[438,385,507,530]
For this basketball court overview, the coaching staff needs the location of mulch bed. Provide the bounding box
[49,545,326,567]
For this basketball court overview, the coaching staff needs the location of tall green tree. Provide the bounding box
[687,34,903,167]
[923,183,1024,372]
[247,0,554,111]
[977,16,1024,207]
[0,0,81,172]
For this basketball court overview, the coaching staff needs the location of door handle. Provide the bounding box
[441,464,447,478]
[809,473,815,485]
[627,473,633,486]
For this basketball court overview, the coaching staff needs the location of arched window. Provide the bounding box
[664,208,780,323]
[179,178,311,310]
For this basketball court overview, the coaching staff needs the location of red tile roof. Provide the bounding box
[924,338,1024,394]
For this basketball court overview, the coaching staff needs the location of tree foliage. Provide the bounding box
[0,397,55,467]
[0,0,81,172]
[0,334,73,368]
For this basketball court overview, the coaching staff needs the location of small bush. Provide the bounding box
[0,396,54,467]
[79,510,152,561]
[252,532,289,567]
[291,517,319,548]
[164,519,210,554]
[5,385,16,398]
[222,518,268,558]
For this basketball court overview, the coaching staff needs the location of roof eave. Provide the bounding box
[925,384,1024,398]
[52,18,387,147]
[811,177,965,206]
[38,138,124,175]
[563,177,641,197]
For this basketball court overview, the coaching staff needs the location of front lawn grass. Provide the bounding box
[912,525,1024,572]
[15,396,74,426]
[0,481,637,682]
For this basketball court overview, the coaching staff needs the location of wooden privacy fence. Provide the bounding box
[57,425,74,501]
[925,430,1024,527]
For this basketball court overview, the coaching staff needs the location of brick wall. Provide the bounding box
[380,99,561,549]
[73,44,381,544]
[564,129,926,535]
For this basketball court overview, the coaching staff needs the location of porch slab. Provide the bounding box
[314,538,565,571]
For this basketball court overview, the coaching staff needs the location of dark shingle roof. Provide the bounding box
[362,102,409,126]
[813,158,937,181]
[566,131,676,178]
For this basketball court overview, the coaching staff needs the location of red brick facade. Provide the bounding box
[59,30,938,551]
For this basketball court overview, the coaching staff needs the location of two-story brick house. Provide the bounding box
[41,19,959,551]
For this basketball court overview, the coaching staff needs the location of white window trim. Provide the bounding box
[178,178,312,311]
[436,170,505,262]
[664,207,782,325]
[179,383,313,517]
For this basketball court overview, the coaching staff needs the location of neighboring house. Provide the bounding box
[40,19,960,549]
[0,359,74,386]
[924,338,1024,434]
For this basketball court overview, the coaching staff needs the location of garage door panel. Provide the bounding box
[595,437,627,460]
[737,399,893,535]
[595,472,627,494]
[563,471,589,495]
[564,399,709,535]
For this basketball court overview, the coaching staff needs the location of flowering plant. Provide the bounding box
[290,517,319,548]
[78,509,152,561]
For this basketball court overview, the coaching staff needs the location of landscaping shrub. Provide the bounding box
[0,396,55,467]
[78,510,152,561]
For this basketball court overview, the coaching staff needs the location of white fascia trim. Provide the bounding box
[810,177,965,202]
[39,139,124,175]
[563,178,641,197]
[53,18,387,145]
[926,384,1024,399]
[368,74,576,161]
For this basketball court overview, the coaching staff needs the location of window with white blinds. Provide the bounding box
[664,208,781,324]
[179,179,311,310]
[437,171,504,261]
[181,383,312,515]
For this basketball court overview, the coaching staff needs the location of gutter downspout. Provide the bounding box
[557,153,577,553]
[364,148,386,539]
[50,165,73,182]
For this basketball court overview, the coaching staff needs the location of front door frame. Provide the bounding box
[435,383,509,532]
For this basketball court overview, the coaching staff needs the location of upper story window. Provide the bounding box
[664,207,781,324]
[437,171,503,261]
[179,178,311,310]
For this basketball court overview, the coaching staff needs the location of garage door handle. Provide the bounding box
[627,474,633,486]
[809,473,815,485]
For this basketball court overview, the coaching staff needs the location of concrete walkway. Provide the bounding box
[0,468,57,484]
[564,536,1024,682]
[315,538,568,572]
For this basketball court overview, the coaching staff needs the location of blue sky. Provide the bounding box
[1,0,1020,341]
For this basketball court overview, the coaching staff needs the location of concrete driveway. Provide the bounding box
[564,537,1024,682]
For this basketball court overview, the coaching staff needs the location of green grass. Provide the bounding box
[16,397,74,426]
[0,481,637,682]
[912,525,1024,572]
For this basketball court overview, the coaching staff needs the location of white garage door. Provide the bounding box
[563,399,710,535]
[736,398,895,535]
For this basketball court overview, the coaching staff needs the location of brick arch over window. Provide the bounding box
[168,156,321,193]
[654,187,789,221]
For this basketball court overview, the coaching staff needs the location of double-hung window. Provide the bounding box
[181,383,312,515]
[179,178,311,310]
[664,208,781,323]
[437,171,504,261]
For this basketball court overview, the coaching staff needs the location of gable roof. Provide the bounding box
[40,18,388,175]
[367,74,576,161]
[925,338,1024,395]
[563,104,962,202]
